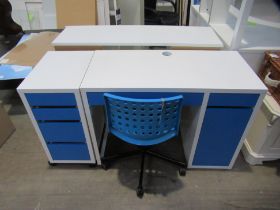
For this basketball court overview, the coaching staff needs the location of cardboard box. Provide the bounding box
[1,32,59,67]
[56,0,97,29]
[0,103,15,147]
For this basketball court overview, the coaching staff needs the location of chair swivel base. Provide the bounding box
[102,149,187,198]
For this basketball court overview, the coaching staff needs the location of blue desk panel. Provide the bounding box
[87,92,204,106]
[208,93,259,107]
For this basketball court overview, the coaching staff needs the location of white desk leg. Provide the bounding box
[81,91,102,165]
[100,126,109,158]
[181,93,209,168]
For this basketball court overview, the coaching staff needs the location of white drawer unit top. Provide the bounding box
[52,25,224,49]
[80,50,267,93]
[18,51,94,91]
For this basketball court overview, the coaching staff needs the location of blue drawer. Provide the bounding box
[38,122,86,143]
[48,143,90,160]
[32,108,80,121]
[208,93,259,107]
[25,93,77,106]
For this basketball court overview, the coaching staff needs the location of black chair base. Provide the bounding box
[102,149,187,198]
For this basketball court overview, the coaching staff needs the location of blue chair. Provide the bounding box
[101,93,187,198]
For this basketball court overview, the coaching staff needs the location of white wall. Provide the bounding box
[9,0,57,30]
[42,0,57,29]
[239,51,265,73]
[116,0,144,25]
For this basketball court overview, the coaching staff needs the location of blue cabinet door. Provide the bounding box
[193,108,253,167]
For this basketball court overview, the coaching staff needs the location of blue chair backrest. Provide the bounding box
[104,93,183,146]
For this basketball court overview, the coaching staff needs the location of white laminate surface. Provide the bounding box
[80,50,267,93]
[52,25,224,48]
[18,51,94,91]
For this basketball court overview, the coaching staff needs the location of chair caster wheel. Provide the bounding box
[102,162,109,170]
[136,187,144,198]
[89,164,96,168]
[48,161,57,166]
[179,168,186,176]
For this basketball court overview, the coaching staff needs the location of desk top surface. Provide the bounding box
[81,50,266,93]
[18,51,94,91]
[52,25,223,48]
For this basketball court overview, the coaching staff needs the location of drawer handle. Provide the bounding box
[38,120,80,123]
[47,142,85,145]
[32,106,77,109]
[207,106,252,109]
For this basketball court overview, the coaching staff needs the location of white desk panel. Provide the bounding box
[80,50,266,93]
[52,25,223,49]
[18,51,94,91]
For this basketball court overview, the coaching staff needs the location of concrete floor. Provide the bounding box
[0,90,280,210]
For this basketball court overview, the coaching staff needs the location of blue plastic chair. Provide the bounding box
[102,93,187,197]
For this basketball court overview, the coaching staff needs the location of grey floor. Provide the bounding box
[0,90,280,210]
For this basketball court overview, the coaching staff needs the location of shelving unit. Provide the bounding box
[97,0,144,25]
[190,0,280,72]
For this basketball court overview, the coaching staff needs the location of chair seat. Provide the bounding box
[111,129,177,146]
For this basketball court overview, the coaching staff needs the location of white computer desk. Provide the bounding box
[80,50,266,169]
[17,50,266,169]
[52,25,224,50]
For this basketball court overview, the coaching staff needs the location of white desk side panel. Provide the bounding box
[228,92,266,169]
[52,25,223,48]
[17,51,96,163]
[81,90,102,165]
